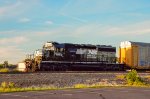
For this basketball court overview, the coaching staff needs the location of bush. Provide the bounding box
[1,82,15,88]
[1,82,7,88]
[125,70,145,86]
[0,68,9,73]
[8,82,15,88]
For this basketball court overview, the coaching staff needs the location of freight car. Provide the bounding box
[22,41,125,72]
[119,41,150,70]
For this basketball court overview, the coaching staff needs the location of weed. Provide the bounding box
[125,70,145,86]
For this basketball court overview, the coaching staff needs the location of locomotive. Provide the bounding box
[24,41,125,72]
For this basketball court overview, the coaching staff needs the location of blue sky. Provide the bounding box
[0,0,150,64]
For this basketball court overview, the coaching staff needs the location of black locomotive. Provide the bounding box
[33,42,124,71]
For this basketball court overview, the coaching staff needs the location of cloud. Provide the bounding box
[0,20,150,64]
[0,36,29,45]
[14,20,150,40]
[60,0,114,16]
[0,36,30,64]
[61,13,87,23]
[0,30,16,34]
[68,20,150,38]
[45,20,53,25]
[122,12,144,17]
[1,20,150,40]
[0,1,21,15]
[104,21,150,36]
[19,18,30,23]
[32,31,52,36]
[0,0,39,20]
[45,20,73,27]
[0,46,26,64]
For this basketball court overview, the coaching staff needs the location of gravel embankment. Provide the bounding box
[0,72,149,88]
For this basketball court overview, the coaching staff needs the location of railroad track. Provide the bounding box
[0,70,150,74]
[0,71,150,88]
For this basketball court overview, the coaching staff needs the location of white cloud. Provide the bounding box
[1,20,150,40]
[45,20,53,25]
[20,20,150,40]
[0,30,16,34]
[0,0,39,20]
[0,36,29,45]
[60,0,114,16]
[61,13,87,23]
[122,12,144,17]
[0,36,30,64]
[67,20,150,38]
[104,21,150,36]
[0,46,26,64]
[0,20,150,64]
[32,31,52,36]
[0,1,21,15]
[19,18,30,23]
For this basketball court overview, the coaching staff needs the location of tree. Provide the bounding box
[0,64,3,68]
[3,61,8,68]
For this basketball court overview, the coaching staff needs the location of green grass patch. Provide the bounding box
[0,87,58,93]
[1,82,15,88]
[74,84,88,88]
[0,84,149,93]
[116,74,125,80]
[0,68,9,73]
[0,68,22,73]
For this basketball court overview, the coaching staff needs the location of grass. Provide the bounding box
[1,83,149,93]
[0,87,58,93]
[74,84,88,88]
[145,76,150,80]
[0,68,9,73]
[0,84,119,93]
[0,68,21,73]
[116,74,125,80]
[0,81,119,93]
[0,69,150,93]
[0,84,150,93]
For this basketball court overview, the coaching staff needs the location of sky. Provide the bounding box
[0,0,150,64]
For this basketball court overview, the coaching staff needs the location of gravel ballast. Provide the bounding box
[0,72,149,88]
